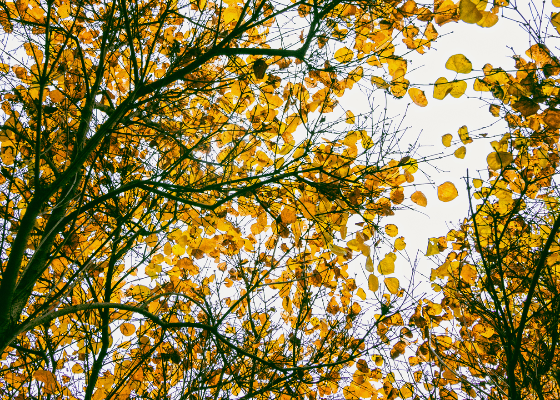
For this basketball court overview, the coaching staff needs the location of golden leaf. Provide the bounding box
[477,11,499,27]
[49,90,65,103]
[394,237,406,251]
[437,182,458,202]
[449,80,467,98]
[408,87,428,106]
[357,287,366,300]
[454,146,466,159]
[442,133,453,147]
[34,370,58,394]
[411,191,427,207]
[385,224,398,237]
[459,0,482,24]
[365,256,374,272]
[426,238,440,256]
[433,77,452,100]
[368,274,379,292]
[334,47,354,63]
[384,277,399,294]
[345,110,355,124]
[120,323,136,337]
[487,151,513,170]
[280,207,297,224]
[445,54,473,74]
[378,253,396,275]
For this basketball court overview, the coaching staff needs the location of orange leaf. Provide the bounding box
[411,191,427,207]
[437,182,458,202]
[408,87,428,106]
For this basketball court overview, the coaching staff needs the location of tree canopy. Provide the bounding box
[0,0,558,399]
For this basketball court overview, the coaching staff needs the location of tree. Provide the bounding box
[0,0,464,398]
[405,2,560,399]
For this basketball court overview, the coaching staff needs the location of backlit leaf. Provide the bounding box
[394,237,406,251]
[120,323,136,337]
[445,54,473,74]
[334,47,354,63]
[411,191,427,207]
[487,151,513,170]
[459,0,483,23]
[368,274,379,292]
[454,146,466,159]
[345,110,355,124]
[378,253,396,275]
[442,133,453,147]
[437,182,458,202]
[357,288,366,300]
[384,277,399,294]
[408,88,428,106]
[385,224,398,237]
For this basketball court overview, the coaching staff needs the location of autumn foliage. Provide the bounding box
[0,0,552,399]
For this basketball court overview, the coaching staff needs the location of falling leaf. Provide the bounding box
[334,47,354,63]
[368,274,379,291]
[442,133,453,147]
[411,191,427,207]
[408,87,428,106]
[445,54,473,74]
[486,151,513,170]
[384,277,399,294]
[437,182,458,202]
[385,224,398,237]
[454,146,466,159]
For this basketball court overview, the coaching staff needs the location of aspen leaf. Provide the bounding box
[330,244,347,256]
[34,370,58,394]
[300,201,316,219]
[454,146,466,159]
[58,4,71,18]
[553,12,560,35]
[489,104,500,117]
[459,0,483,23]
[426,238,440,256]
[473,78,490,91]
[368,274,379,292]
[371,76,389,89]
[473,178,482,188]
[437,182,458,202]
[280,207,297,224]
[378,252,396,275]
[372,355,383,366]
[445,54,473,74]
[544,109,560,128]
[449,80,467,98]
[253,59,268,79]
[357,287,366,300]
[433,77,452,100]
[486,151,513,170]
[394,237,406,251]
[72,364,83,374]
[477,11,499,27]
[554,0,560,7]
[411,191,427,207]
[345,110,355,124]
[441,133,453,147]
[460,263,477,285]
[384,277,399,294]
[408,87,428,106]
[385,224,398,237]
[120,323,136,337]
[49,90,64,103]
[334,47,354,63]
[365,256,374,272]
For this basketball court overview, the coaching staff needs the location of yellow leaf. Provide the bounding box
[459,0,483,24]
[408,87,428,106]
[365,256,374,272]
[384,277,399,294]
[426,238,440,256]
[371,76,389,89]
[442,133,452,147]
[378,253,396,275]
[437,182,458,202]
[345,110,355,124]
[334,47,354,63]
[473,78,490,91]
[445,54,473,74]
[385,224,398,237]
[281,207,297,224]
[58,4,71,18]
[357,287,366,300]
[454,146,466,159]
[120,323,136,337]
[368,274,379,292]
[554,0,560,7]
[330,244,347,256]
[300,201,316,219]
[394,237,406,251]
[49,90,65,103]
[552,12,560,34]
[473,178,482,188]
[487,151,513,170]
[72,364,83,374]
[477,11,499,27]
[411,191,427,207]
[372,354,383,366]
[450,80,467,98]
[458,126,471,144]
[433,77,452,100]
[172,244,185,256]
